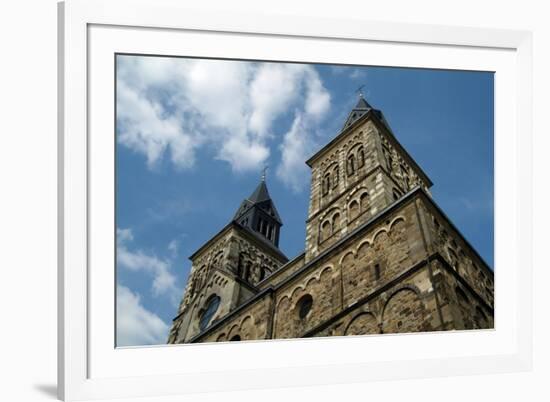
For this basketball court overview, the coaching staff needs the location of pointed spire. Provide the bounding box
[342,90,375,130]
[232,176,283,248]
[233,177,282,224]
[248,180,271,204]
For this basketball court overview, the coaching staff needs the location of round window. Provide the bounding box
[199,295,220,331]
[297,294,313,319]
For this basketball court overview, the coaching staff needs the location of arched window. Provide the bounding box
[244,262,252,282]
[199,295,220,331]
[374,263,382,280]
[359,192,369,211]
[347,154,356,176]
[230,335,241,341]
[259,266,267,281]
[358,147,365,168]
[237,253,245,277]
[267,225,273,240]
[349,200,359,221]
[297,294,313,319]
[332,213,341,232]
[333,167,339,188]
[321,220,331,242]
[322,173,331,195]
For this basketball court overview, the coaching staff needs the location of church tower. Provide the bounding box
[169,92,494,345]
[168,177,288,343]
[304,95,432,262]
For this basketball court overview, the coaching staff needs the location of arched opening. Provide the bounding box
[382,289,427,334]
[199,295,221,332]
[358,147,365,168]
[359,192,369,212]
[347,154,356,176]
[230,335,241,341]
[244,262,252,282]
[344,312,379,336]
[322,173,331,195]
[333,167,339,188]
[332,213,341,232]
[349,200,359,221]
[237,253,244,277]
[321,220,331,242]
[259,266,266,281]
[374,263,382,280]
[297,294,313,319]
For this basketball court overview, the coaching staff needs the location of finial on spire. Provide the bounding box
[261,165,268,182]
[355,84,366,98]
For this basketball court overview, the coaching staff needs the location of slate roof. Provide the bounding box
[233,179,283,224]
[342,96,374,129]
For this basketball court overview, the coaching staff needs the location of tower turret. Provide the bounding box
[233,176,283,247]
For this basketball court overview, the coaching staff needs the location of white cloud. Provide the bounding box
[167,239,179,257]
[117,56,331,188]
[349,68,367,80]
[276,113,317,192]
[117,228,178,300]
[116,285,169,347]
[304,70,331,119]
[248,64,303,137]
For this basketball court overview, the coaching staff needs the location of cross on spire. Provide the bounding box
[355,84,366,99]
[261,165,269,182]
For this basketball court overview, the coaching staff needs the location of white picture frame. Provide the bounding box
[58,0,533,400]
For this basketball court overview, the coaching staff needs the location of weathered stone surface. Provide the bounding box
[167,101,494,345]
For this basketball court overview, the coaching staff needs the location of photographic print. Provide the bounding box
[115,55,494,347]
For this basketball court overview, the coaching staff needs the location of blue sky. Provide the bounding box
[115,55,494,346]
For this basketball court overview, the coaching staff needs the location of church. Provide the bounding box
[167,95,494,344]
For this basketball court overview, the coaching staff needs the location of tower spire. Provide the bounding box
[342,89,374,130]
[232,175,283,247]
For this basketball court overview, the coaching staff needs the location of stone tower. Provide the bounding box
[168,94,494,344]
[168,178,288,343]
[304,96,431,262]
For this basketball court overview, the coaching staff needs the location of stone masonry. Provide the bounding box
[167,96,494,344]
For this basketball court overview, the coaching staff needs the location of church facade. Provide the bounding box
[167,96,494,344]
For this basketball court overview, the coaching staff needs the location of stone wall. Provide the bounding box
[272,196,432,339]
[379,132,430,195]
[172,269,238,342]
[198,293,274,342]
[419,201,494,309]
[257,253,306,290]
[170,225,287,343]
[311,265,441,337]
[429,259,494,330]
[178,191,494,344]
